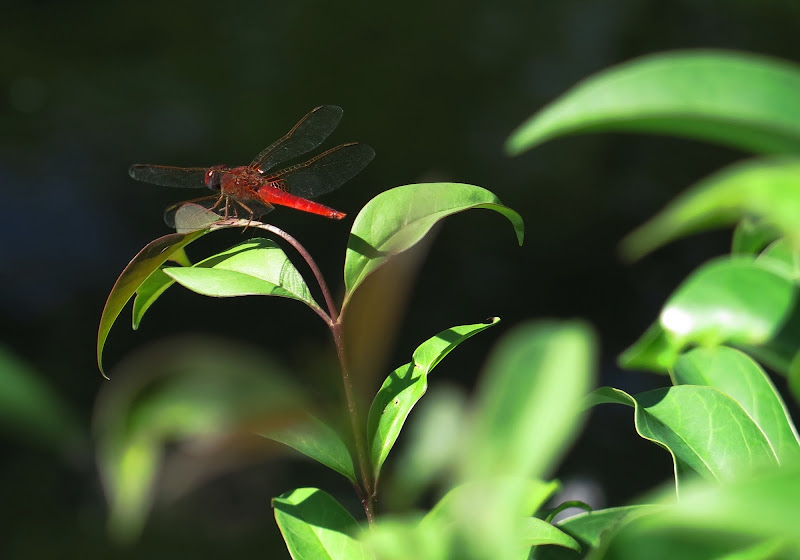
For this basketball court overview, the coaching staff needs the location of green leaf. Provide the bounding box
[164,238,320,310]
[132,267,176,329]
[422,479,571,560]
[343,183,524,309]
[619,257,796,373]
[0,345,84,453]
[97,223,235,376]
[263,414,357,485]
[587,386,780,489]
[465,320,596,481]
[672,346,800,465]
[367,318,500,480]
[507,50,800,156]
[530,505,662,560]
[272,487,370,560]
[620,157,800,260]
[95,338,304,542]
[731,217,781,257]
[757,238,800,281]
[598,465,800,559]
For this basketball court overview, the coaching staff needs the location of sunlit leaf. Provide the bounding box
[164,237,320,311]
[97,223,240,376]
[597,465,800,559]
[588,386,780,490]
[367,318,500,480]
[621,157,800,260]
[530,505,662,560]
[465,320,596,481]
[507,50,800,156]
[619,257,796,373]
[272,487,370,560]
[343,183,524,310]
[263,413,357,485]
[95,338,304,542]
[423,479,572,560]
[672,346,800,465]
[382,386,467,509]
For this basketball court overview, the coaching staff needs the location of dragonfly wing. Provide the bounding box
[274,142,375,199]
[250,105,343,173]
[129,164,208,188]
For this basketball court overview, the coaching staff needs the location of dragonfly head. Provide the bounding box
[204,165,226,191]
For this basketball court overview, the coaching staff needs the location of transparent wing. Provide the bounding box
[268,143,375,199]
[249,105,344,172]
[129,164,208,189]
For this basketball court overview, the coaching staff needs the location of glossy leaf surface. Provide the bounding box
[163,238,318,310]
[366,318,499,480]
[343,183,524,309]
[621,157,800,260]
[672,346,800,465]
[620,258,796,372]
[588,386,780,488]
[507,50,800,156]
[273,487,369,560]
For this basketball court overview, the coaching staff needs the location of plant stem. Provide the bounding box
[256,222,376,523]
[255,223,339,322]
[331,320,376,524]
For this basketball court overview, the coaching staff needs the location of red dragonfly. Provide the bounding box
[129,105,374,228]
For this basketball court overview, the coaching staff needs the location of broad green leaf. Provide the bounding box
[164,238,319,310]
[731,217,781,257]
[518,517,581,551]
[263,413,357,485]
[588,386,780,489]
[95,338,304,542]
[465,320,596,481]
[619,257,796,373]
[382,386,467,509]
[272,487,370,560]
[790,353,800,404]
[597,465,800,559]
[757,238,800,281]
[0,345,84,453]
[343,183,524,309]
[360,514,449,560]
[621,157,800,260]
[530,505,662,560]
[423,479,572,560]
[132,267,176,329]
[367,318,500,480]
[97,222,239,375]
[507,50,800,156]
[673,346,800,465]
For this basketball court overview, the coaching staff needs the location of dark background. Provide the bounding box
[3,1,799,557]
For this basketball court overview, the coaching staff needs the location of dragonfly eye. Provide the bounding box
[204,168,223,191]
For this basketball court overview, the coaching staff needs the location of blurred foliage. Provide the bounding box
[3,1,800,558]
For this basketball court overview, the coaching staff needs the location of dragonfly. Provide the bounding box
[128,105,374,229]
